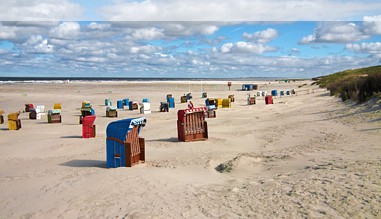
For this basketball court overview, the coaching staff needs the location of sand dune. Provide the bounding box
[0,80,380,218]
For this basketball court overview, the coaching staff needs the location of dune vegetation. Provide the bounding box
[315,65,381,103]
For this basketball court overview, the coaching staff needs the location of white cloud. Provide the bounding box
[130,28,164,40]
[49,22,80,40]
[0,0,82,21]
[99,0,381,21]
[88,22,111,30]
[346,42,381,57]
[243,28,278,43]
[220,41,277,54]
[363,15,381,35]
[0,24,17,39]
[129,45,161,54]
[299,22,370,44]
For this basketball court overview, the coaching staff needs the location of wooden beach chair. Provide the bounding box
[29,108,37,119]
[129,101,138,110]
[265,95,273,104]
[8,112,21,130]
[106,106,118,117]
[53,103,62,111]
[106,117,146,168]
[228,95,235,102]
[222,98,231,108]
[35,105,45,120]
[79,102,94,124]
[82,115,96,138]
[24,104,34,112]
[180,95,187,103]
[177,107,208,142]
[160,102,169,112]
[105,98,111,106]
[47,109,62,123]
[0,110,4,124]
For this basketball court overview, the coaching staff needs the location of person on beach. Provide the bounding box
[188,101,194,109]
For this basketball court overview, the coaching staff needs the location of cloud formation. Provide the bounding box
[99,0,381,21]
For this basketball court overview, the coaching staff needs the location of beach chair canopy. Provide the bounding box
[0,110,4,115]
[107,106,117,111]
[106,117,146,142]
[82,115,96,126]
[48,109,61,115]
[8,112,20,120]
[177,107,206,123]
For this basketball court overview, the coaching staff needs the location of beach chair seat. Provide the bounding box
[105,98,111,106]
[106,106,118,117]
[129,101,138,110]
[207,109,216,118]
[0,110,4,124]
[117,100,124,109]
[248,97,256,105]
[35,105,45,120]
[47,109,62,123]
[29,108,37,119]
[177,107,208,142]
[106,117,146,168]
[8,112,21,130]
[205,98,218,109]
[123,98,129,106]
[265,95,273,104]
[228,95,235,102]
[217,98,223,108]
[139,102,151,114]
[82,115,96,138]
[160,102,169,112]
[25,104,34,112]
[180,95,187,103]
[186,93,192,100]
[222,98,231,108]
[53,103,61,110]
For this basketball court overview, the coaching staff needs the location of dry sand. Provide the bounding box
[0,80,380,218]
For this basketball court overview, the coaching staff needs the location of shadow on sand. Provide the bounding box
[60,160,106,168]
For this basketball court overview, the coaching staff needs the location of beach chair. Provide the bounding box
[265,95,273,104]
[29,108,37,119]
[117,100,124,109]
[205,98,218,109]
[35,105,45,120]
[79,102,94,124]
[262,91,267,97]
[222,98,231,108]
[106,117,146,168]
[24,104,34,112]
[180,95,187,103]
[82,115,96,138]
[177,107,208,142]
[106,106,118,117]
[247,93,256,105]
[217,98,223,108]
[53,103,62,110]
[286,90,291,96]
[47,109,62,123]
[271,90,278,96]
[257,91,262,97]
[0,110,4,124]
[228,95,235,102]
[142,98,150,103]
[129,101,138,110]
[142,102,151,114]
[280,91,285,96]
[186,93,192,101]
[105,98,111,106]
[8,112,21,130]
[167,98,175,108]
[123,98,130,106]
[202,92,207,98]
[206,109,216,118]
[160,102,169,112]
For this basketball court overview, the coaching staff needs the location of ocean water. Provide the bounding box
[0,76,290,84]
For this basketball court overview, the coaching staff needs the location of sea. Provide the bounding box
[0,76,295,84]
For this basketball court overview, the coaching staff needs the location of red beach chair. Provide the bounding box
[177,107,208,142]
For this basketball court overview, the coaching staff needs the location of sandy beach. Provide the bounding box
[0,80,380,218]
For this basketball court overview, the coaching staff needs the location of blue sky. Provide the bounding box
[0,1,381,78]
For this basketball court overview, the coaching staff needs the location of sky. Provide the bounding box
[0,0,381,78]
